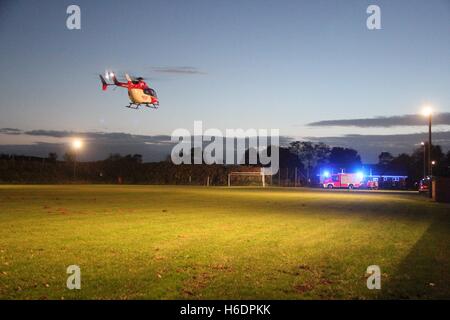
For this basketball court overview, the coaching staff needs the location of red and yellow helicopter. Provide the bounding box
[99,71,159,109]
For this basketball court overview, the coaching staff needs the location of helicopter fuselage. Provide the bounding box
[128,88,156,104]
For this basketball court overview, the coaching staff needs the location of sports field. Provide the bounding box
[0,185,449,299]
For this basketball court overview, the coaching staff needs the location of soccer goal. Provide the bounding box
[227,168,268,187]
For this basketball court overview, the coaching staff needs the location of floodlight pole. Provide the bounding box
[73,150,77,181]
[428,114,432,199]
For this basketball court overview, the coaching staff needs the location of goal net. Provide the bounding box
[227,169,268,187]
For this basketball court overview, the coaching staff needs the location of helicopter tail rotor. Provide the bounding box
[111,73,120,86]
[99,75,108,91]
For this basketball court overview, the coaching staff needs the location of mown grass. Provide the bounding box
[0,185,449,299]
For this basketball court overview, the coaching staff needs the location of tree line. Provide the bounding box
[0,141,449,188]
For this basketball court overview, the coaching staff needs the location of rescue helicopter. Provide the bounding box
[99,71,159,109]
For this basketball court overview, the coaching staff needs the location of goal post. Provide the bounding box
[227,168,268,187]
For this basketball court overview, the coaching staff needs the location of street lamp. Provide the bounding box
[420,142,426,179]
[431,160,436,177]
[422,106,433,198]
[71,138,83,181]
[72,139,83,150]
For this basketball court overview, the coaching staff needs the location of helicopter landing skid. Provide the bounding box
[144,103,159,109]
[125,103,158,110]
[125,103,140,109]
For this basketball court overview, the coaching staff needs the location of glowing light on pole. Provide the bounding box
[72,139,83,151]
[421,107,433,117]
[431,160,436,178]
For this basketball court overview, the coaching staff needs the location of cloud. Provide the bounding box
[22,130,172,144]
[306,131,450,162]
[151,66,206,75]
[24,130,73,138]
[307,113,450,127]
[0,128,22,134]
[0,129,175,162]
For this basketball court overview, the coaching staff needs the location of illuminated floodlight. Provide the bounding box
[356,171,364,179]
[422,106,433,117]
[72,139,83,150]
[323,170,330,178]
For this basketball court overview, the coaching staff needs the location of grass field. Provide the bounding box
[0,185,449,300]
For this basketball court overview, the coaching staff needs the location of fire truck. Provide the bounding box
[322,173,364,189]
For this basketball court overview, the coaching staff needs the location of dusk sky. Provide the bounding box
[0,0,449,162]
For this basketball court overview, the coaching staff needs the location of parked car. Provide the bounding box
[419,177,430,193]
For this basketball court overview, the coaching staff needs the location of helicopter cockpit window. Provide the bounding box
[144,88,157,97]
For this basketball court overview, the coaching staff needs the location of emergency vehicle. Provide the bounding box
[99,71,159,109]
[322,173,364,189]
